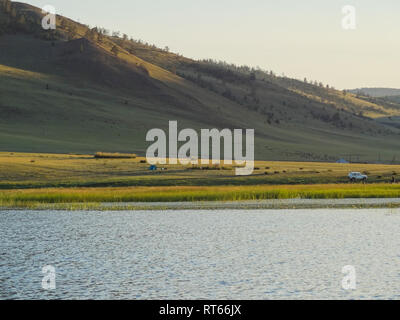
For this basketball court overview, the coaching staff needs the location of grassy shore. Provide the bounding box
[1,184,400,209]
[1,152,400,189]
[1,152,400,209]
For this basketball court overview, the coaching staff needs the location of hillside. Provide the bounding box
[1,1,400,163]
[349,88,400,98]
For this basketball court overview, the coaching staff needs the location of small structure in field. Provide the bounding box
[149,165,157,171]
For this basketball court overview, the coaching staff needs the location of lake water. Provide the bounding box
[1,208,400,300]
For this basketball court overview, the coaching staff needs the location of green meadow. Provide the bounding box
[1,152,400,208]
[1,151,400,188]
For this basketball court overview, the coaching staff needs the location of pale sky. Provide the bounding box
[18,0,400,89]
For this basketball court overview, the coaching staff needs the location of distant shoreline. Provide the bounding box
[1,198,400,211]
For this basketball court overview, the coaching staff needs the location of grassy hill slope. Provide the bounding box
[1,1,400,163]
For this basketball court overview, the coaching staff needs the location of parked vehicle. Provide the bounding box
[348,172,368,182]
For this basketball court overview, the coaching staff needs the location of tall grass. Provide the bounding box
[1,184,400,206]
[94,152,137,159]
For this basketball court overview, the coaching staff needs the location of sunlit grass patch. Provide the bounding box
[1,184,400,208]
[2,152,400,190]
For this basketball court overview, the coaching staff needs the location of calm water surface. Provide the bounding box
[1,208,400,300]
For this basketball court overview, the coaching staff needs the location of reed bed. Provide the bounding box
[1,184,400,206]
[94,152,137,159]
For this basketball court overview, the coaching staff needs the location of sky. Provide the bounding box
[19,0,400,89]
